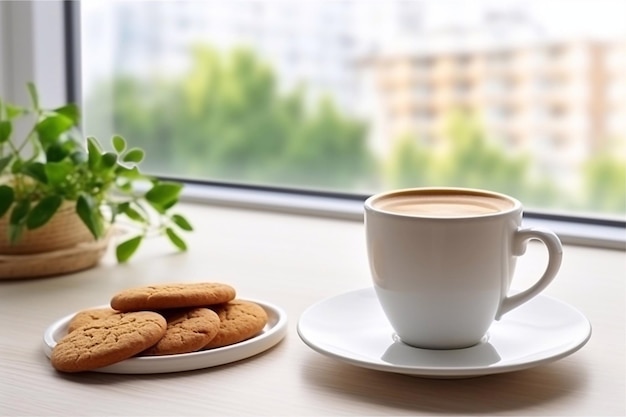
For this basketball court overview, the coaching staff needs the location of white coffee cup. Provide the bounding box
[364,187,563,350]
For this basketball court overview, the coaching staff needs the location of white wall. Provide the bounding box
[0,1,67,107]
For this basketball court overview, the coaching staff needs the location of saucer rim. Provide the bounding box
[297,287,592,378]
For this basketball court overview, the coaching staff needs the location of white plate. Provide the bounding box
[43,299,288,374]
[297,288,591,378]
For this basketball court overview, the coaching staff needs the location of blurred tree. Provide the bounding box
[384,134,434,189]
[386,110,534,201]
[84,46,373,191]
[439,110,530,199]
[583,153,626,213]
[280,96,373,188]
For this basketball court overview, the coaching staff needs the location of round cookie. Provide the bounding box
[50,311,167,373]
[67,307,119,333]
[205,300,268,349]
[110,282,236,312]
[142,308,221,356]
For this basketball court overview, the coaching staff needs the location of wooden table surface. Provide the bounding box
[1,203,624,416]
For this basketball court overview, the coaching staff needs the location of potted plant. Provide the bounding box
[0,83,192,278]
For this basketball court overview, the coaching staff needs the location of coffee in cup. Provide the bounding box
[372,192,514,217]
[365,187,562,350]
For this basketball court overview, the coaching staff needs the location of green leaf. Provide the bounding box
[87,137,102,169]
[0,185,14,218]
[145,182,182,212]
[5,104,26,120]
[61,137,80,152]
[0,120,11,143]
[121,203,147,223]
[27,82,39,110]
[8,223,24,244]
[9,199,30,242]
[171,214,193,231]
[10,199,30,224]
[122,148,145,163]
[46,143,70,162]
[36,114,74,147]
[53,104,80,125]
[26,195,63,229]
[9,200,30,224]
[163,198,179,211]
[76,194,103,239]
[101,152,118,169]
[166,227,187,251]
[21,162,47,184]
[112,135,126,153]
[0,155,12,175]
[115,165,144,180]
[10,158,23,174]
[86,136,103,152]
[116,235,143,263]
[44,161,74,186]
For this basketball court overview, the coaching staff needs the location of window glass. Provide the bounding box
[81,0,626,216]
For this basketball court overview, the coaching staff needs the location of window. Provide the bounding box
[2,1,624,226]
[76,1,624,218]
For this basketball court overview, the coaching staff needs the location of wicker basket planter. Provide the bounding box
[0,202,110,279]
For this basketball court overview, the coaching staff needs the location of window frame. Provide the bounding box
[2,0,624,251]
[178,180,626,250]
[0,1,68,107]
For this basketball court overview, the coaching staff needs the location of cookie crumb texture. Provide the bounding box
[142,308,221,356]
[67,307,120,333]
[51,311,167,373]
[110,282,236,311]
[206,300,269,349]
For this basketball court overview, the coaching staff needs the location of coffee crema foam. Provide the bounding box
[373,193,514,217]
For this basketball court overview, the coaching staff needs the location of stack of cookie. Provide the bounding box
[50,282,269,373]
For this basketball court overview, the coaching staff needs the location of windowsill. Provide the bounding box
[180,183,626,251]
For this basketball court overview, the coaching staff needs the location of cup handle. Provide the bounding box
[495,228,563,320]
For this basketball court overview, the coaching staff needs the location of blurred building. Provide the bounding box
[359,32,626,189]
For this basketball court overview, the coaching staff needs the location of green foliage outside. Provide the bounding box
[85,45,626,216]
[86,46,374,193]
[385,110,567,210]
[584,152,626,213]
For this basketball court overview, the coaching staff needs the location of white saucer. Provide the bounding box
[297,288,591,378]
[43,299,288,374]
